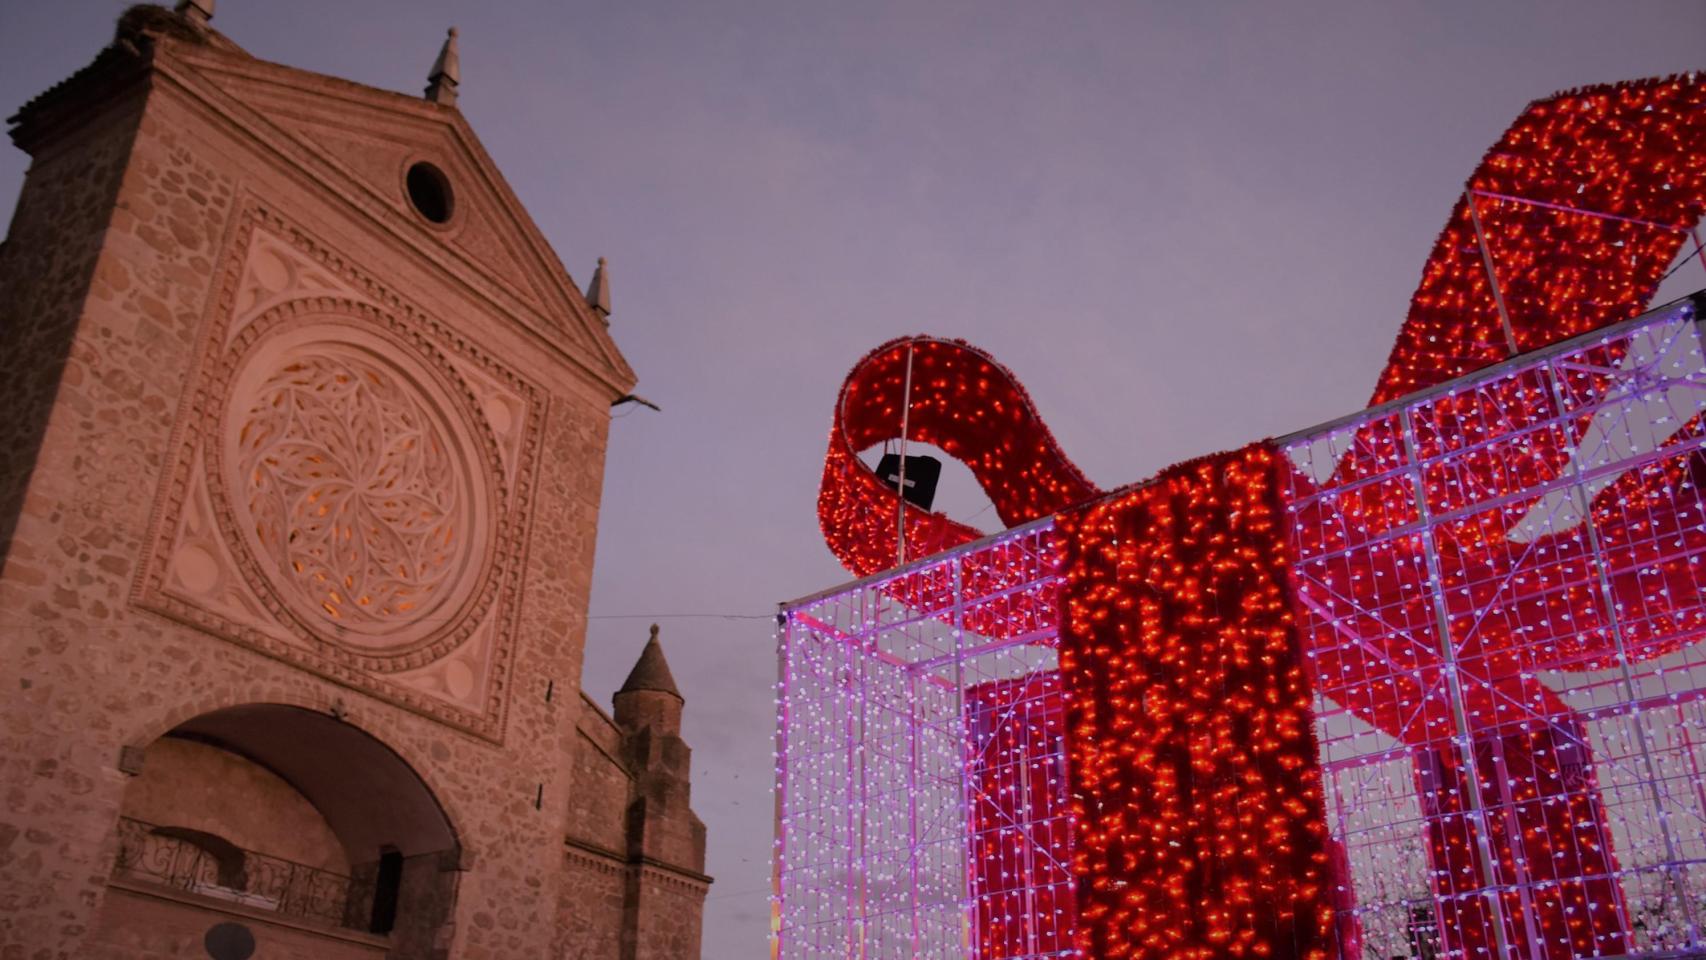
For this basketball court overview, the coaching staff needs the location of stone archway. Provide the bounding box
[93,704,459,960]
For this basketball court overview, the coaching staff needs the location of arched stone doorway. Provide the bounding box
[91,704,459,960]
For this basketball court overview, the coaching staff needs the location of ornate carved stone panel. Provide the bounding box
[138,205,544,740]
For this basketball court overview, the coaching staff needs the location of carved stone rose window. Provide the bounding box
[137,215,543,736]
[213,315,500,658]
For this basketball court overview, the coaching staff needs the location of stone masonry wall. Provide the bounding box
[0,44,618,960]
[0,88,144,560]
[89,885,388,960]
[556,846,628,959]
[630,866,710,960]
[566,695,633,853]
[559,698,634,958]
[0,85,192,957]
[557,690,711,959]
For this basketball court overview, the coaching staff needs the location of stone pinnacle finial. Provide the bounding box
[587,256,613,321]
[425,27,460,106]
[174,0,214,23]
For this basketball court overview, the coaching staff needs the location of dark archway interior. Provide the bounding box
[170,704,457,862]
[105,703,462,953]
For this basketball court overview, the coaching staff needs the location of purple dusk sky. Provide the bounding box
[4,2,1704,956]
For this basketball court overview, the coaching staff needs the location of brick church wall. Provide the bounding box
[557,845,629,959]
[557,692,712,959]
[631,869,709,960]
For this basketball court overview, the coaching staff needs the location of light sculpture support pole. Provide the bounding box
[896,342,914,568]
[772,610,790,960]
[1467,189,1521,356]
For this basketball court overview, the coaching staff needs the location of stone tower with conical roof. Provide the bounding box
[564,626,710,959]
[616,623,684,730]
[0,4,706,958]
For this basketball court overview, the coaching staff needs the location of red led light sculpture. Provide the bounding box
[792,73,1706,960]
[817,339,1339,959]
[1310,74,1706,960]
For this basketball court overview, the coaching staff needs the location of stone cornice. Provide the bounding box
[562,835,714,887]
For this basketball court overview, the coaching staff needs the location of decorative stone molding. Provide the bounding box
[562,842,625,877]
[635,862,714,894]
[562,838,712,890]
[137,203,543,741]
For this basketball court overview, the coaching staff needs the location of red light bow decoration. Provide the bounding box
[819,334,1100,579]
[815,74,1706,960]
[822,338,1339,960]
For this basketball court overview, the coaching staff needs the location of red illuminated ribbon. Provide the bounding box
[1372,74,1706,404]
[819,335,1100,579]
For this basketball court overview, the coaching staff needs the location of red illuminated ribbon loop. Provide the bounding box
[1374,74,1706,404]
[819,335,1101,579]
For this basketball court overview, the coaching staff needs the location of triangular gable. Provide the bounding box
[282,120,555,315]
[156,40,635,393]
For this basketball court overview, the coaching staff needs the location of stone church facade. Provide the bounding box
[0,3,708,957]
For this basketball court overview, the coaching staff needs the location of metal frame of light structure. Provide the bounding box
[777,293,1706,960]
[774,521,1072,960]
[1282,294,1706,960]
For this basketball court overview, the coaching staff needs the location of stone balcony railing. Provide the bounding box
[112,815,371,931]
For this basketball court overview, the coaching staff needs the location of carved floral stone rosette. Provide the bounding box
[138,205,543,741]
[209,307,503,663]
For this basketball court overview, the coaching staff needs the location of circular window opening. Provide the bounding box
[406,162,454,224]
